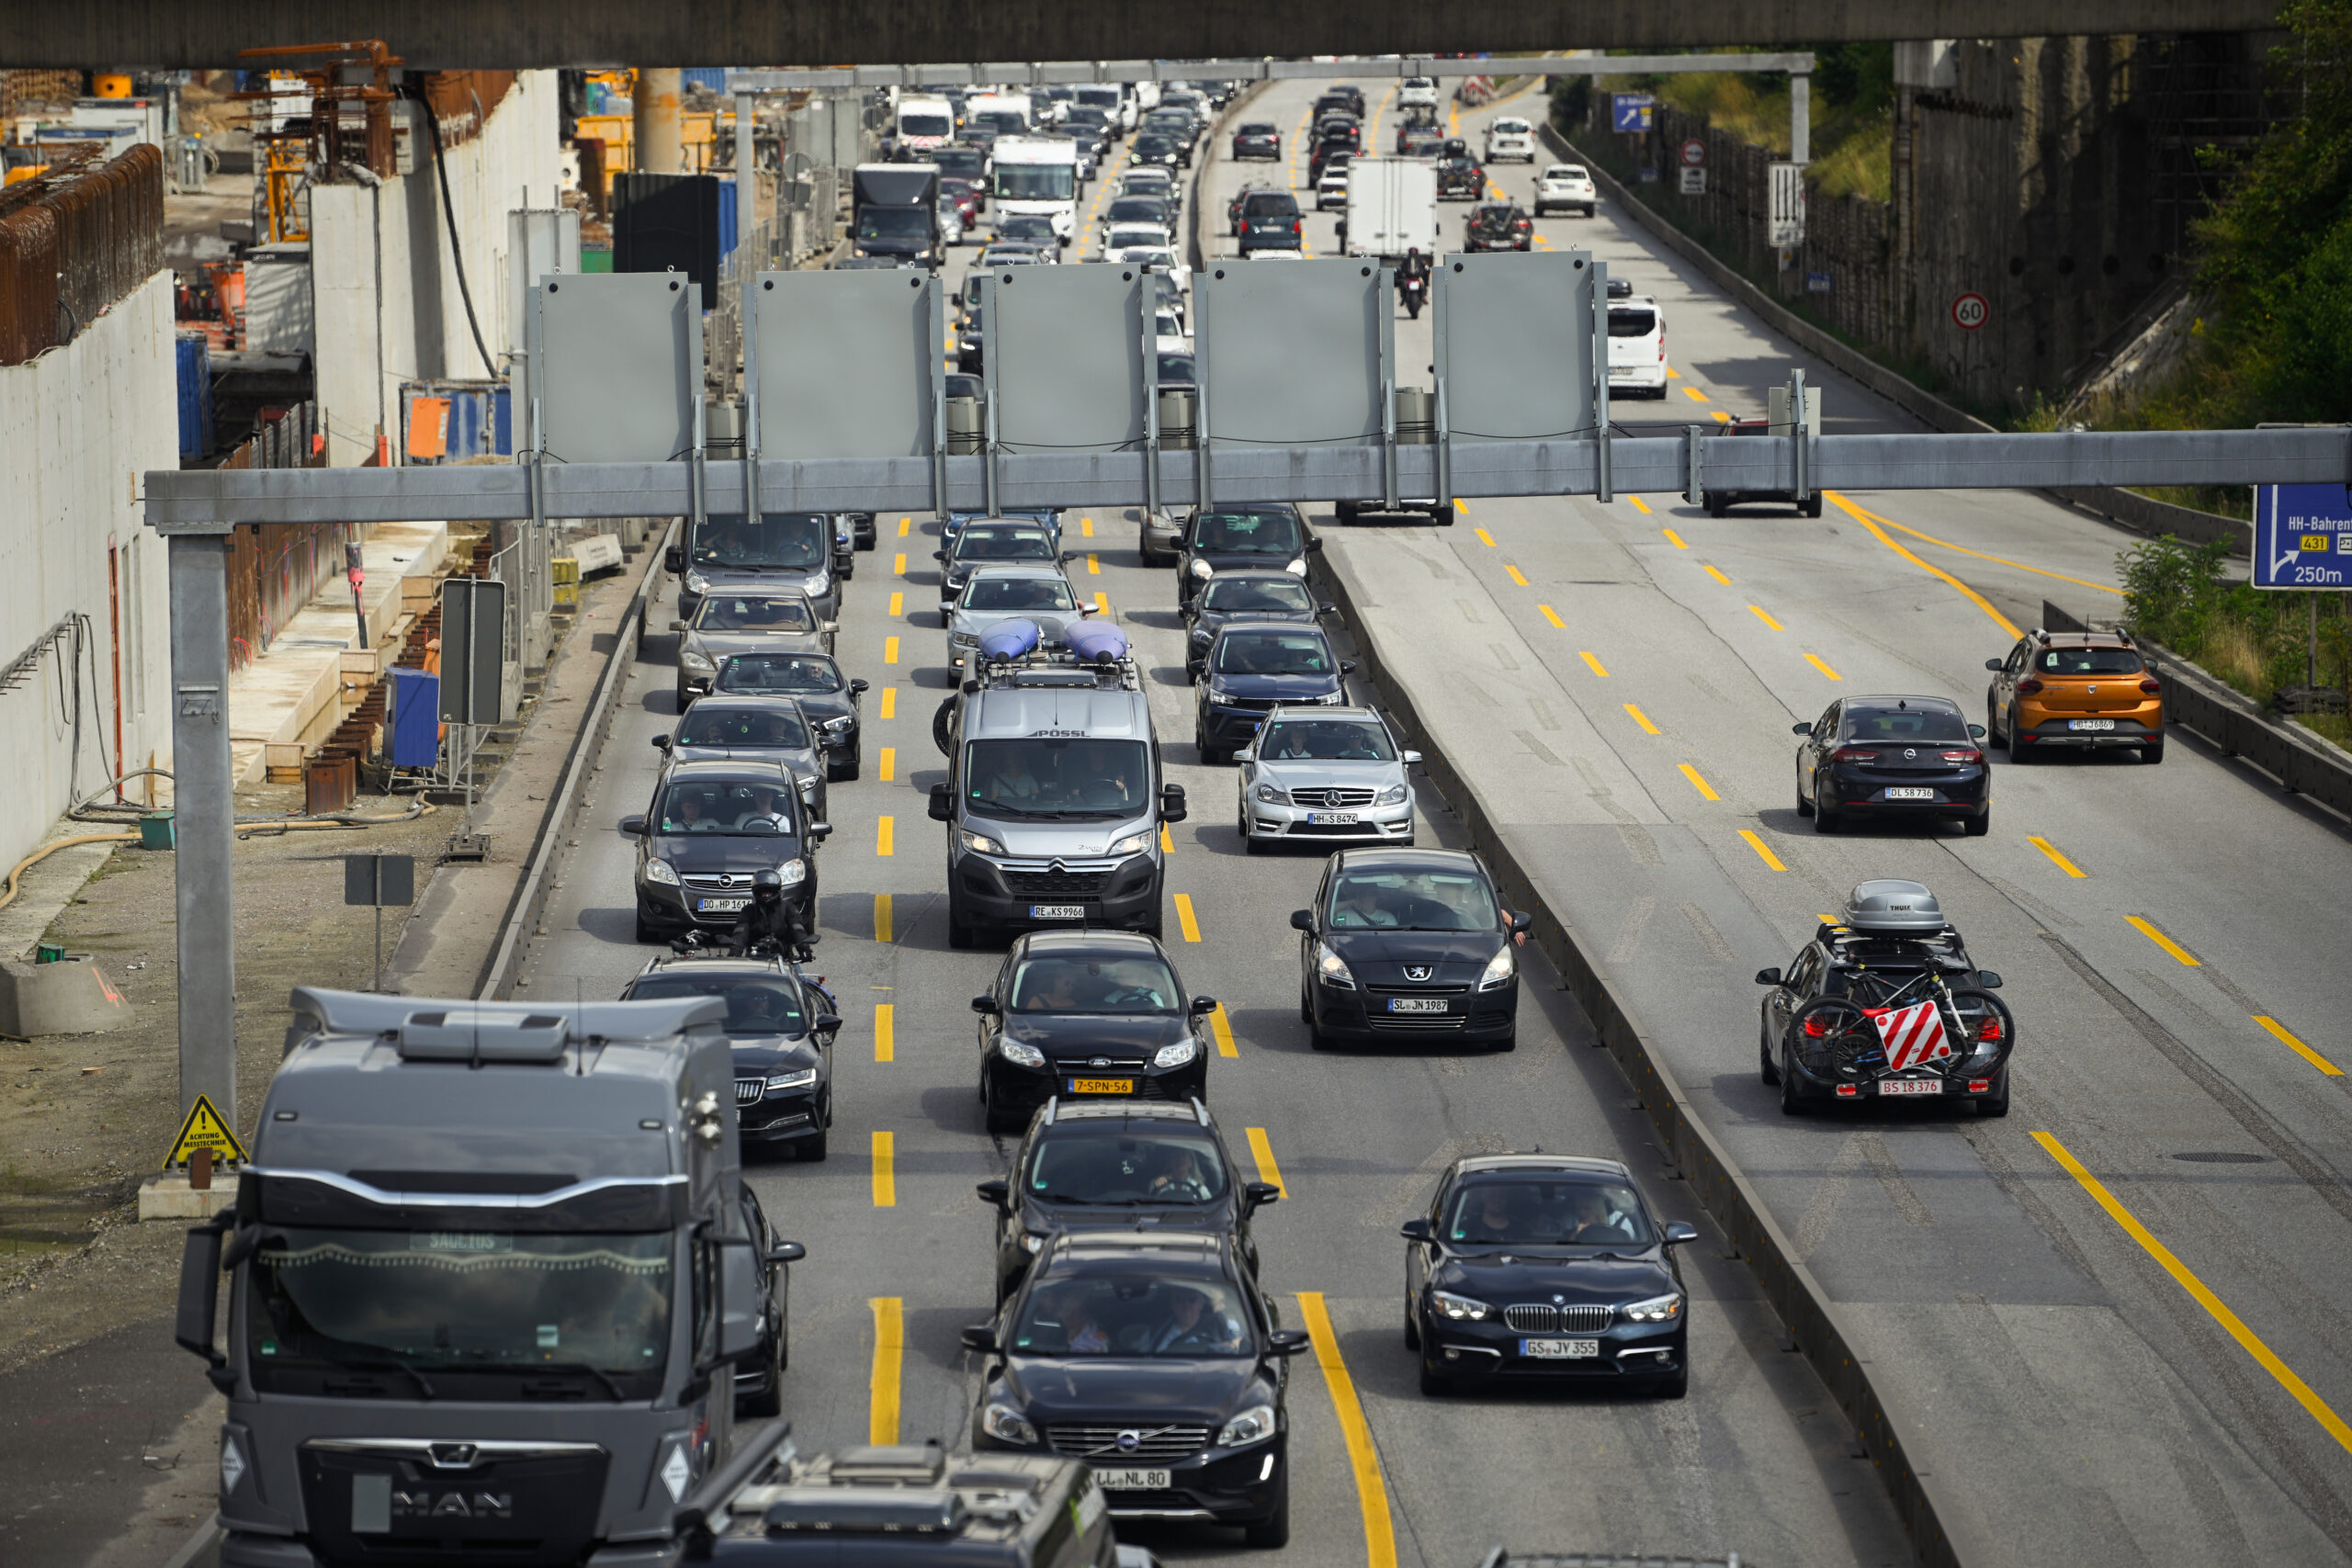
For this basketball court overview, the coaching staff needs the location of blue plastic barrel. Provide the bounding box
[978,619,1042,661]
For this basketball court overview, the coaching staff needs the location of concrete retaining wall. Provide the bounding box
[0,271,179,874]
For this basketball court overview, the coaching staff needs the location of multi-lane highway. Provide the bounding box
[501,74,2352,1568]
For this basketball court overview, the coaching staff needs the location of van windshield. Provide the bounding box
[693,512,827,570]
[933,147,986,179]
[900,113,951,138]
[997,164,1075,201]
[1608,307,1657,338]
[964,738,1150,819]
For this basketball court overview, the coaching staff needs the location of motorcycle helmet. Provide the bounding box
[752,868,785,906]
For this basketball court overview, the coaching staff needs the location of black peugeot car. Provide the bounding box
[1292,847,1530,1050]
[1793,694,1991,836]
[1176,502,1317,608]
[978,1099,1276,1303]
[965,1232,1307,1548]
[975,930,1216,1134]
[621,952,842,1161]
[1182,570,1331,682]
[620,759,830,942]
[1193,622,1352,764]
[1402,1155,1699,1398]
[710,651,869,781]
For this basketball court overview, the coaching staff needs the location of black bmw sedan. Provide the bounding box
[1293,848,1530,1051]
[976,930,1216,1134]
[1793,694,1991,836]
[964,1232,1307,1547]
[1403,1154,1698,1397]
[619,760,830,942]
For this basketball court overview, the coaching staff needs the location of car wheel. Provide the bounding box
[1308,1019,1332,1052]
[1778,1043,1806,1116]
[1240,805,1264,854]
[1814,800,1839,833]
[1241,1479,1290,1549]
[1418,1354,1453,1396]
[947,897,975,950]
[2143,739,2165,764]
[674,682,694,712]
[1804,494,1824,518]
[735,1337,784,1418]
[1964,807,1991,837]
[1795,775,1814,817]
[797,1126,829,1162]
[1707,492,1728,519]
[983,1092,1024,1137]
[1491,1031,1516,1053]
[1404,1304,1421,1350]
[635,907,661,944]
[1652,1362,1690,1400]
[1197,727,1226,766]
[1334,501,1357,526]
[1988,703,2008,750]
[1978,1066,2012,1118]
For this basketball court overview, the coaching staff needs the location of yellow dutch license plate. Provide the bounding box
[1068,1077,1135,1095]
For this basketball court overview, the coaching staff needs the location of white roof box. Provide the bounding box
[1839,880,1945,934]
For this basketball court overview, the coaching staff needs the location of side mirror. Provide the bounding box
[1509,910,1532,933]
[1305,536,1324,551]
[1984,658,2005,671]
[1189,995,1218,1016]
[1080,603,1099,616]
[972,995,1001,1014]
[669,618,688,633]
[811,1014,842,1033]
[1976,970,2004,989]
[619,815,647,836]
[977,1179,1011,1210]
[807,823,832,843]
[1244,1179,1281,1209]
[959,1324,998,1354]
[714,1235,764,1365]
[1398,1217,1432,1242]
[766,1241,807,1265]
[1179,602,1197,620]
[933,550,946,560]
[1319,601,1338,615]
[820,622,839,636]
[665,546,684,574]
[1265,1328,1311,1357]
[1792,722,1813,735]
[1288,908,1314,933]
[1402,750,1422,764]
[1340,660,1357,675]
[1235,748,1255,763]
[651,735,673,751]
[1662,1222,1699,1247]
[1754,966,1783,986]
[929,783,956,822]
[175,1214,233,1390]
[1159,784,1188,822]
[1968,724,1987,739]
[850,679,870,694]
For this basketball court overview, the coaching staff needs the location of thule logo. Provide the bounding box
[393,1490,512,1519]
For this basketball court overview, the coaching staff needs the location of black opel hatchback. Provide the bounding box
[1793,694,1991,836]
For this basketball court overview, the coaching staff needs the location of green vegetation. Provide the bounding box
[2120,534,2352,743]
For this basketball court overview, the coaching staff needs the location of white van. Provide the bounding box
[991,135,1080,244]
[894,95,956,155]
[963,92,1034,137]
[1398,76,1441,110]
[1070,83,1131,132]
[1607,294,1669,399]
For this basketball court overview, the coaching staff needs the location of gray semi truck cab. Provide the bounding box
[176,988,799,1568]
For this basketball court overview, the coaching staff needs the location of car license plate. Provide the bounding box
[1880,1078,1943,1096]
[1388,997,1448,1014]
[1883,786,1935,800]
[2069,718,2116,730]
[1030,904,1085,919]
[1092,1468,1171,1491]
[1306,811,1360,825]
[1068,1077,1136,1095]
[1521,1338,1600,1359]
[695,897,750,913]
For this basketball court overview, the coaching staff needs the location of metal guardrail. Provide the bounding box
[725,54,1815,93]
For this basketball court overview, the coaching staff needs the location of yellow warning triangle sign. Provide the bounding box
[164,1094,249,1169]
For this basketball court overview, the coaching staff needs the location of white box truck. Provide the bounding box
[1343,158,1439,261]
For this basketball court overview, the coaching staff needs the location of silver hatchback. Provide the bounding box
[1235,705,1419,853]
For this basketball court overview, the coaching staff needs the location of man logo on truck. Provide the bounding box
[392,1490,513,1519]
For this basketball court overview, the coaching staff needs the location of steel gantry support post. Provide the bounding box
[165,530,237,1132]
[1592,260,1612,503]
[734,90,756,250]
[1791,72,1810,164]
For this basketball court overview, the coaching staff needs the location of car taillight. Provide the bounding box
[1977,1017,2003,1043]
[1294,220,1302,235]
[2015,677,2044,694]
[1831,747,1875,762]
[2139,678,2162,694]
[1804,1015,1833,1036]
[1939,749,1983,763]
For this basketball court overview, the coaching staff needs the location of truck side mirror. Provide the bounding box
[714,1235,764,1367]
[977,1179,1011,1210]
[1159,784,1187,822]
[175,1214,233,1390]
[929,784,956,822]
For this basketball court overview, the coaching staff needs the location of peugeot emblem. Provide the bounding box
[1404,964,1434,982]
[1115,1430,1141,1453]
[1903,748,1917,760]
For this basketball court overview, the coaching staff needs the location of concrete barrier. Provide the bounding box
[0,956,134,1037]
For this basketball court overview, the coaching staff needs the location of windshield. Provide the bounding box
[1200,577,1312,616]
[655,775,797,835]
[971,110,1027,135]
[1843,705,1973,742]
[695,595,814,633]
[1075,87,1118,107]
[900,113,951,138]
[1215,629,1333,676]
[1328,867,1498,931]
[999,216,1056,241]
[1012,1272,1252,1357]
[858,208,932,239]
[1259,718,1394,761]
[956,525,1056,563]
[1011,953,1182,1012]
[1608,308,1658,338]
[1108,197,1170,225]
[933,147,985,178]
[1193,508,1301,555]
[678,705,810,750]
[997,164,1075,201]
[693,512,828,570]
[1106,226,1168,252]
[1495,119,1531,135]
[964,738,1150,818]
[1445,1179,1655,1248]
[1243,193,1299,219]
[1134,135,1174,155]
[2037,647,2145,675]
[1025,1129,1227,1205]
[1121,172,1170,195]
[964,576,1075,612]
[1158,352,1196,385]
[715,653,842,696]
[246,1227,670,1388]
[628,972,808,1033]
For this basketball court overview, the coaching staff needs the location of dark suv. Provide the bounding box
[1194,622,1352,765]
[1236,190,1303,254]
[1464,201,1533,253]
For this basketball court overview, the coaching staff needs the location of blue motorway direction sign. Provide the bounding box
[2254,484,2352,589]
[1611,94,1655,132]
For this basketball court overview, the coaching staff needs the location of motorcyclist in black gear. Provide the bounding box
[726,868,811,958]
[1397,247,1431,319]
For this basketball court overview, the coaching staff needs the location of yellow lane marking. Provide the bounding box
[1739,829,1785,871]
[874,894,893,945]
[2256,1015,2344,1076]
[1173,893,1202,942]
[1627,495,1652,514]
[2032,1132,2352,1456]
[1668,367,1682,378]
[1804,653,1843,681]
[888,591,904,617]
[1504,564,1529,587]
[1826,491,2022,639]
[872,1132,896,1207]
[898,517,910,536]
[1662,529,1688,549]
[869,1297,903,1444]
[878,746,896,783]
[1711,409,1731,424]
[1679,763,1720,800]
[1087,553,1101,575]
[1849,502,2125,596]
[1245,1127,1288,1197]
[1453,498,1469,514]
[1296,1292,1398,1568]
[1081,516,1095,537]
[1578,650,1609,677]
[1749,605,1784,630]
[894,552,907,575]
[1475,527,1497,547]
[1702,564,1732,586]
[884,636,899,664]
[2028,836,2086,878]
[1093,592,1109,615]
[1539,604,1566,629]
[879,686,897,720]
[1159,823,1173,854]
[2128,915,2199,966]
[875,1001,895,1061]
[1624,703,1660,734]
[876,816,895,857]
[1681,386,1710,403]
[1210,1003,1238,1057]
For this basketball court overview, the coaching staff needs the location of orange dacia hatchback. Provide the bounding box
[1984,629,2165,763]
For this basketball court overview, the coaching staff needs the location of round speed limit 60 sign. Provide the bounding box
[1951,291,1990,331]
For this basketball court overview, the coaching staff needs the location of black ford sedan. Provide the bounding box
[978,1099,1276,1303]
[1403,1154,1698,1397]
[1794,694,1990,836]
[1293,848,1529,1050]
[620,760,830,942]
[965,1232,1307,1547]
[976,930,1216,1134]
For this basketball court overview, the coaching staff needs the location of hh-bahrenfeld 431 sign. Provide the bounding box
[2254,484,2352,589]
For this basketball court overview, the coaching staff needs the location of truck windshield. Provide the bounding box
[858,208,932,239]
[997,164,1075,201]
[693,512,828,570]
[933,147,985,179]
[964,738,1150,819]
[899,113,951,138]
[246,1228,672,1387]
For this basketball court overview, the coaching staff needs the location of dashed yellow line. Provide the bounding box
[884,636,900,664]
[1539,604,1566,629]
[876,816,895,857]
[1245,1127,1288,1196]
[1453,498,1469,514]
[879,686,897,720]
[875,1001,895,1061]
[1804,653,1842,681]
[1080,515,1095,537]
[1627,495,1652,514]
[1093,592,1110,615]
[2028,836,2086,878]
[2128,915,2199,966]
[1209,1003,1238,1058]
[874,894,893,944]
[871,1132,896,1207]
[1475,527,1497,547]
[898,517,910,536]
[1738,829,1785,871]
[1702,564,1732,586]
[1504,564,1528,587]
[1578,650,1609,677]
[1173,892,1202,942]
[2256,1016,2344,1077]
[1159,823,1173,854]
[869,1296,903,1442]
[893,552,907,575]
[878,746,896,783]
[1711,409,1732,424]
[1662,529,1688,550]
[1086,553,1101,575]
[1624,703,1660,735]
[1681,386,1710,403]
[1679,763,1720,801]
[1749,605,1784,631]
[888,591,904,617]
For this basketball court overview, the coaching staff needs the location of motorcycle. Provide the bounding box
[1397,271,1429,320]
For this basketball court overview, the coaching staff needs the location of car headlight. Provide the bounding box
[1283,557,1307,578]
[1623,1292,1684,1325]
[822,715,855,737]
[1255,784,1288,805]
[961,829,1007,856]
[998,1038,1046,1068]
[1153,1038,1199,1069]
[797,777,819,800]
[764,1068,819,1093]
[1106,831,1151,856]
[805,569,831,598]
[1430,1289,1492,1321]
[1206,683,1236,706]
[1188,558,1215,579]
[777,858,808,887]
[1375,784,1408,807]
[683,569,711,594]
[1019,1232,1046,1254]
[644,858,680,886]
[680,648,715,673]
[952,629,979,647]
[1478,944,1515,991]
[981,1404,1038,1446]
[1314,939,1355,989]
[1314,691,1345,705]
[1217,1403,1276,1449]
